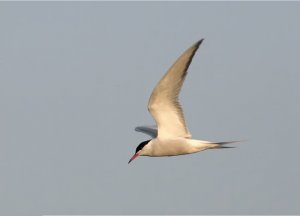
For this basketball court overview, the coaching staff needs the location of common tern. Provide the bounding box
[129,39,239,164]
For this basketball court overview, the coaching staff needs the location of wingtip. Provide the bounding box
[196,38,204,46]
[192,39,204,50]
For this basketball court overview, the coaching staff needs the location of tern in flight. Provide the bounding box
[128,39,239,164]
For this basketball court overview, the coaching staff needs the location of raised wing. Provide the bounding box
[135,125,157,138]
[148,39,203,138]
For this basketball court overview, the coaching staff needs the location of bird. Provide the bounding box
[128,39,239,164]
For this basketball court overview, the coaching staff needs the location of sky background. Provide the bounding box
[0,2,300,216]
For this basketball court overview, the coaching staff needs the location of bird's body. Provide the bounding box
[129,39,239,163]
[140,138,218,157]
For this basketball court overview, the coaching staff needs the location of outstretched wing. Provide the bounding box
[148,39,203,138]
[135,125,157,138]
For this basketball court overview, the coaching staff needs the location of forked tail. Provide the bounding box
[210,140,242,149]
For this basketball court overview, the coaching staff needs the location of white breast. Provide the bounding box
[149,138,194,156]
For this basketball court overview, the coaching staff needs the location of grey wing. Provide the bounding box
[135,125,157,138]
[148,39,203,138]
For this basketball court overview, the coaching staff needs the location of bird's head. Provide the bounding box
[128,139,152,164]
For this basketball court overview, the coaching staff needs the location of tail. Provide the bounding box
[209,140,242,149]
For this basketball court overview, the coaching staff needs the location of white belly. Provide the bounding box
[150,138,206,157]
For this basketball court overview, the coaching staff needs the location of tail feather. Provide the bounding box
[214,140,241,145]
[210,140,242,149]
[215,146,236,148]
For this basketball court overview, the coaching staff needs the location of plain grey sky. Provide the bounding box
[0,2,300,216]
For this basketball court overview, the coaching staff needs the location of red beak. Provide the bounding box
[128,153,139,164]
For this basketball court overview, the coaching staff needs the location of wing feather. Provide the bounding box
[148,39,203,138]
[135,125,157,138]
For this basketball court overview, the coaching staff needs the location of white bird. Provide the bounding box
[129,39,239,164]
